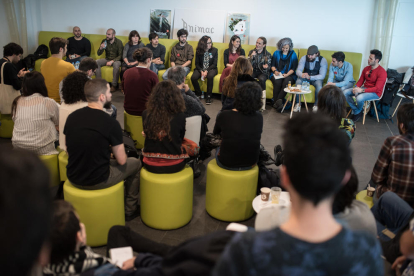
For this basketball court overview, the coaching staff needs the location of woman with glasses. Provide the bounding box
[190,35,218,105]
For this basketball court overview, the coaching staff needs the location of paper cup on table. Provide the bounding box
[271,187,282,204]
[260,187,271,201]
[296,85,302,90]
[367,187,375,197]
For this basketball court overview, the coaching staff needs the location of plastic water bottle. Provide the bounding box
[201,91,204,99]
[71,62,75,68]
[75,61,80,70]
[104,40,107,49]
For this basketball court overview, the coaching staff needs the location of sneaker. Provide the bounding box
[125,207,140,222]
[353,111,363,122]
[273,99,283,110]
[312,106,318,112]
[293,103,301,112]
[206,97,212,105]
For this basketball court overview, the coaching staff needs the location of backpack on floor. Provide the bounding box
[370,101,391,120]
[123,130,139,158]
[34,44,48,60]
[369,78,401,120]
[257,145,281,194]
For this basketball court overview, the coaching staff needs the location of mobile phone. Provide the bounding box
[28,68,33,72]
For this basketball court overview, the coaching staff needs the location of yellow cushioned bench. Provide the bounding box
[58,150,68,182]
[39,154,60,187]
[0,113,14,138]
[124,111,145,149]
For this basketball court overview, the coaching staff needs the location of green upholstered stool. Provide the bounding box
[58,150,68,182]
[140,166,193,230]
[39,154,60,187]
[205,159,258,222]
[356,190,374,208]
[124,111,145,149]
[0,113,14,138]
[63,180,125,247]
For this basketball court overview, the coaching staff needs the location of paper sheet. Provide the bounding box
[273,74,285,80]
[109,246,134,268]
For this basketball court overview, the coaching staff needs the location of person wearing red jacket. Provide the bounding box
[344,49,387,122]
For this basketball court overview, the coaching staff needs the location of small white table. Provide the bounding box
[252,191,291,213]
[281,88,312,118]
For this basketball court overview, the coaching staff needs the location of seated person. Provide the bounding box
[142,81,187,174]
[121,30,144,81]
[295,45,328,112]
[214,82,263,170]
[344,49,387,121]
[162,29,194,80]
[64,79,140,221]
[270,37,298,111]
[318,85,355,145]
[65,26,91,63]
[43,200,118,275]
[219,35,245,93]
[255,165,377,237]
[371,191,414,266]
[247,37,272,90]
[11,71,59,155]
[391,218,414,276]
[221,56,256,111]
[213,113,383,276]
[371,103,414,207]
[146,32,166,75]
[190,35,218,105]
[59,71,89,152]
[123,48,159,116]
[168,65,205,118]
[326,51,355,91]
[96,28,123,92]
[0,146,52,276]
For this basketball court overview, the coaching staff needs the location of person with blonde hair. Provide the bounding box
[221,56,256,111]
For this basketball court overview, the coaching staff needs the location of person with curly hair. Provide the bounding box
[121,30,145,81]
[11,71,60,155]
[123,47,159,116]
[270,37,298,111]
[191,35,218,104]
[214,82,263,170]
[219,35,245,93]
[317,85,355,145]
[59,71,89,151]
[221,56,256,111]
[142,80,187,174]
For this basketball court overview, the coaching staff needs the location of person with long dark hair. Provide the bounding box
[142,81,187,174]
[219,35,245,93]
[12,71,60,155]
[317,85,355,145]
[123,47,159,117]
[248,37,272,90]
[191,35,218,105]
[270,38,298,111]
[121,30,144,81]
[214,82,263,170]
[221,56,256,111]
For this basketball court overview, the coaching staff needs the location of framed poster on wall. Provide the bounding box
[150,9,172,39]
[225,13,250,45]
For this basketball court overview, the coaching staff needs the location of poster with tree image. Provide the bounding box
[225,13,250,45]
[150,9,172,39]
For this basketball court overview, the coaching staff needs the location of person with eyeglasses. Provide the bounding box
[344,49,387,122]
[191,35,218,104]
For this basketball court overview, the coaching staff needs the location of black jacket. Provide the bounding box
[221,74,257,111]
[223,48,246,68]
[195,47,218,72]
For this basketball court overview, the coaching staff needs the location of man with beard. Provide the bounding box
[66,26,91,63]
[371,103,414,207]
[64,79,141,221]
[295,45,328,112]
[344,49,387,122]
[162,28,194,80]
[96,28,123,92]
[41,37,76,102]
[0,43,28,114]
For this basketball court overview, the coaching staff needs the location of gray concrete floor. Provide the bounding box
[0,91,404,274]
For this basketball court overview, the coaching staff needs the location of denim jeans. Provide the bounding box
[371,191,413,241]
[296,78,323,104]
[334,81,354,91]
[344,88,379,115]
[96,59,122,87]
[150,63,165,75]
[162,66,190,80]
[215,148,254,171]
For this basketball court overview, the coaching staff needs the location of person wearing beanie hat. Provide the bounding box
[295,45,328,112]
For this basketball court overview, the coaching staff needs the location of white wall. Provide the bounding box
[0,1,13,53]
[9,0,412,72]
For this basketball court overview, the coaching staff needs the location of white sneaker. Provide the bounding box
[293,103,301,112]
[312,106,318,112]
